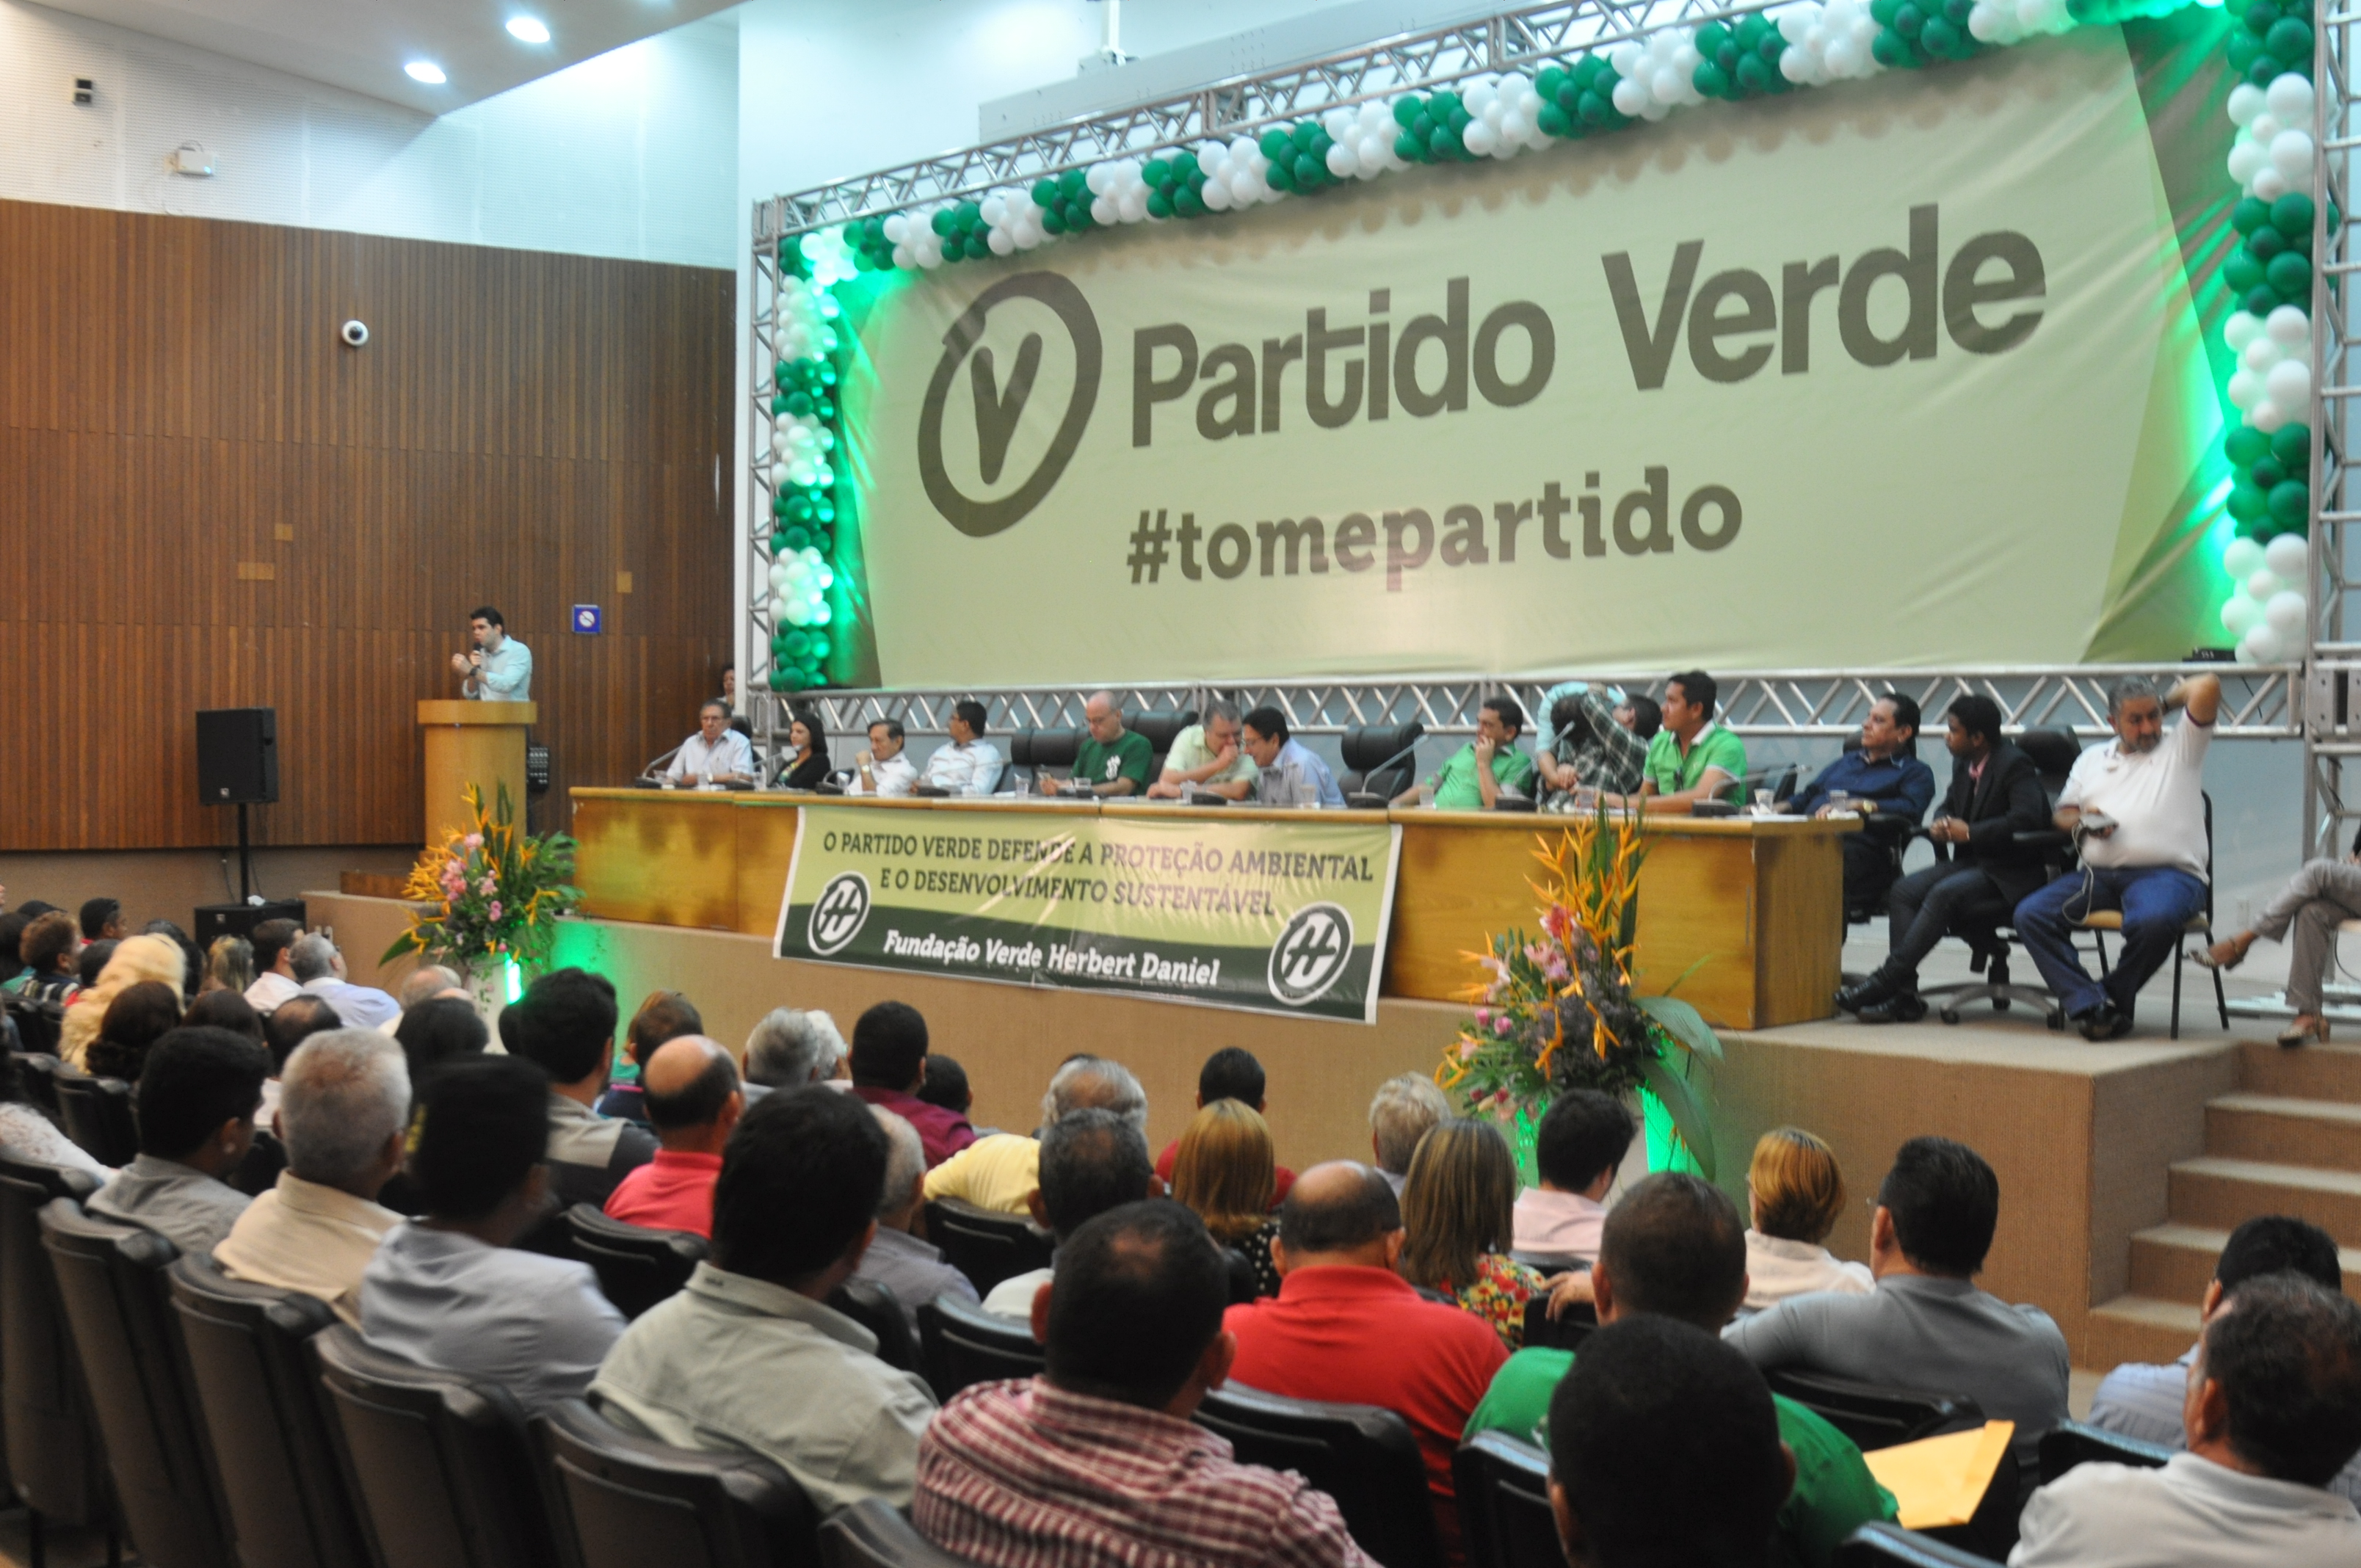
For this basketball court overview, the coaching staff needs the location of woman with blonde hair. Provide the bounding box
[1744,1126,1874,1310]
[1170,1099,1282,1296]
[1399,1117,1548,1348]
[201,936,255,996]
[59,932,187,1068]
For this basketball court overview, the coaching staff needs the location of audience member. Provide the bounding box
[1153,1047,1297,1202]
[917,1200,1374,1568]
[1547,1316,1796,1568]
[1368,1072,1452,1196]
[84,979,183,1081]
[848,1001,974,1166]
[143,918,204,998]
[1838,694,2051,1023]
[1622,671,1746,813]
[917,1053,972,1117]
[1536,685,1650,804]
[1226,1163,1506,1554]
[597,990,705,1122]
[202,936,255,997]
[927,1055,1147,1216]
[2015,672,2221,1040]
[499,968,656,1206]
[392,995,488,1086]
[1724,1136,2067,1487]
[743,1006,847,1090]
[1147,699,1258,801]
[1744,1128,1873,1310]
[244,918,305,1014]
[1794,694,1936,914]
[1468,1173,1893,1568]
[1171,1100,1283,1296]
[3,910,81,1003]
[260,993,343,1130]
[592,1086,937,1515]
[0,1045,109,1180]
[980,1108,1154,1316]
[392,965,464,1019]
[290,932,400,1031]
[359,1055,625,1415]
[1241,707,1346,808]
[2199,850,2361,1048]
[61,932,184,1067]
[1046,692,1152,798]
[214,1029,408,1324]
[922,701,1004,797]
[853,1106,978,1332]
[2013,1275,2361,1567]
[0,910,29,984]
[1402,695,1537,810]
[1513,1089,1634,1265]
[79,897,127,942]
[1401,1117,1548,1348]
[849,718,918,797]
[2089,1214,2360,1503]
[183,987,264,1045]
[76,938,118,991]
[603,1035,741,1237]
[88,1026,265,1254]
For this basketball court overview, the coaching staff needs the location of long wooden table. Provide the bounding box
[568,790,1853,1028]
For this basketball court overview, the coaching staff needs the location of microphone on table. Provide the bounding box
[1346,741,1423,810]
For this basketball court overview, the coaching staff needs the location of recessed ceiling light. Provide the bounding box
[506,16,551,43]
[404,60,447,84]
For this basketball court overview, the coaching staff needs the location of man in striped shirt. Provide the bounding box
[915,1200,1374,1568]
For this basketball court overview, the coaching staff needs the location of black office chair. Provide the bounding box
[915,1293,1044,1403]
[1128,708,1200,785]
[2070,792,2230,1038]
[1518,1293,1595,1353]
[1341,723,1425,807]
[232,1126,291,1198]
[14,1049,62,1115]
[563,1204,707,1319]
[309,1322,562,1568]
[5,996,64,1057]
[923,1197,1054,1296]
[0,1154,117,1566]
[40,1201,231,1568]
[1008,729,1080,791]
[52,1065,138,1168]
[167,1255,370,1568]
[1762,1367,1981,1451]
[1453,1431,1561,1568]
[2037,1418,2174,1483]
[1921,726,2083,1026]
[535,1397,819,1568]
[819,1497,984,1568]
[1834,1522,2003,1567]
[826,1278,918,1371]
[1194,1382,1443,1568]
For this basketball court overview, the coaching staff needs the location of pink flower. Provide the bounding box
[487,901,504,921]
[1457,1040,1479,1062]
[476,876,498,897]
[1493,1013,1512,1036]
[463,833,484,850]
[1473,1007,1491,1028]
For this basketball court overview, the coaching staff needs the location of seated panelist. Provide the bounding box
[1609,670,1745,815]
[1243,708,1343,808]
[1396,696,1535,810]
[1039,692,1151,798]
[667,701,755,786]
[849,719,919,797]
[1535,685,1648,803]
[1147,700,1258,802]
[922,701,1003,796]
[1794,693,1936,915]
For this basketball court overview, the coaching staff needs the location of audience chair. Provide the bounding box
[922,1197,1053,1296]
[4,996,64,1057]
[1127,709,1200,784]
[0,1153,117,1566]
[1833,1522,2001,1568]
[1340,724,1425,807]
[1194,1382,1443,1568]
[915,1293,1044,1404]
[1222,1246,1260,1305]
[2068,791,2230,1039]
[2037,1419,2173,1484]
[309,1322,562,1568]
[1517,1293,1595,1354]
[819,1498,984,1568]
[535,1397,819,1568]
[825,1279,918,1371]
[1007,729,1079,791]
[14,1049,62,1115]
[52,1066,139,1168]
[167,1255,370,1568]
[1453,1431,1561,1568]
[40,1200,232,1568]
[1921,726,2082,1028]
[562,1204,706,1319]
[1762,1367,1981,1451]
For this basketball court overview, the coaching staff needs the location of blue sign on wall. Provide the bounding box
[571,605,602,634]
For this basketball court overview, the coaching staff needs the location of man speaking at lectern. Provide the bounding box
[450,606,532,701]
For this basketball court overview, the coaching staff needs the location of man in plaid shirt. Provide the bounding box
[915,1200,1375,1568]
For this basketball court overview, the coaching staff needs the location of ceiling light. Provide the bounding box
[404,59,447,84]
[506,16,551,43]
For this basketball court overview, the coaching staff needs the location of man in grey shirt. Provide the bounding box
[499,968,657,1208]
[853,1106,976,1332]
[89,1026,265,1256]
[1723,1136,2067,1489]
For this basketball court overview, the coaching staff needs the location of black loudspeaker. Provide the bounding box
[196,708,279,805]
[194,900,306,950]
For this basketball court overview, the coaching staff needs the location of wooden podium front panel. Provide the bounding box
[570,790,740,931]
[417,700,535,849]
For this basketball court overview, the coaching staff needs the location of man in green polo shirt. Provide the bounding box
[1398,695,1538,810]
[1464,1173,1895,1568]
[1049,690,1153,797]
[1617,669,1746,813]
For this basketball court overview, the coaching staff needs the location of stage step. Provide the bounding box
[2125,1222,2361,1303]
[2166,1156,2361,1247]
[2236,1040,2361,1102]
[2085,1294,2199,1371]
[2204,1092,2361,1173]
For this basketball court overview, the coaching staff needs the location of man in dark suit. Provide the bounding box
[1836,695,2052,1023]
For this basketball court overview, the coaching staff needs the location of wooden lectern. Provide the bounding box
[416,700,537,846]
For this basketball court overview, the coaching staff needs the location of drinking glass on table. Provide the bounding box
[1753,789,1775,815]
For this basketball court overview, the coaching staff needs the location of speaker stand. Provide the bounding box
[236,801,255,901]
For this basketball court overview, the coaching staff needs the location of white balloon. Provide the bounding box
[2250,113,2282,145]
[2227,82,2266,126]
[1613,79,1647,115]
[1782,49,1815,82]
[1091,195,1117,225]
[2241,623,2287,662]
[1200,179,1233,211]
[2222,593,2263,638]
[1323,108,1357,141]
[1465,79,1498,115]
[1463,120,1499,155]
[1327,142,1360,178]
[2243,336,2283,373]
[980,195,1007,226]
[1230,137,1258,165]
[1357,133,1390,170]
[2271,128,2315,183]
[2253,167,2291,203]
[1360,100,1392,131]
[2227,368,2260,410]
[2229,142,2267,185]
[1672,40,1702,73]
[1651,66,1686,103]
[2267,589,2310,635]
[1227,169,1259,203]
[2253,399,2288,432]
[1119,188,1148,222]
[2265,531,2311,578]
[2224,311,2263,352]
[2266,357,2313,411]
[1779,10,1814,43]
[1650,29,1681,61]
[1498,109,1529,143]
[1825,37,1864,75]
[1611,43,1647,76]
[2266,304,2312,345]
[2223,536,2267,580]
[2247,567,2284,601]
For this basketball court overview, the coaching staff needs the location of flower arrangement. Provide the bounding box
[382,783,581,977]
[1437,805,1722,1178]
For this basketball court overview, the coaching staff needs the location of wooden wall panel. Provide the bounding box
[0,198,734,852]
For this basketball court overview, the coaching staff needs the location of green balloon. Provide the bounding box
[1393,95,1424,128]
[2231,196,2272,235]
[1429,126,1459,159]
[1895,3,1925,36]
[1697,21,1731,54]
[1060,167,1088,197]
[2227,482,2269,523]
[1538,104,1573,137]
[1146,188,1175,217]
[1294,153,1322,186]
[2246,283,2285,315]
[2226,29,2263,71]
[2224,251,2267,293]
[2267,250,2313,297]
[1536,67,1567,99]
[2266,16,2313,61]
[2272,192,2317,238]
[1395,131,1426,162]
[1292,121,1321,152]
[1694,61,1733,97]
[1871,27,1910,66]
[1260,128,1294,161]
[2268,479,2311,524]
[2251,456,2286,489]
[2249,226,2287,261]
[2271,421,2313,468]
[1175,185,1205,218]
[2225,424,2271,466]
[1736,54,1770,92]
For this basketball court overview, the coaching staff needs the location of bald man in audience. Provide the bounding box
[383,966,465,1033]
[602,1035,741,1238]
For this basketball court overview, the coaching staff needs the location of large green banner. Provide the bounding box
[774,806,1404,1023]
[835,26,2223,686]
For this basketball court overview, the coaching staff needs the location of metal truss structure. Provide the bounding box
[2308,18,2360,861]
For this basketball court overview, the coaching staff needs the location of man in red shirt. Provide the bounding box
[603,1035,741,1236]
[848,1001,975,1169]
[1153,1047,1296,1207]
[1224,1162,1506,1556]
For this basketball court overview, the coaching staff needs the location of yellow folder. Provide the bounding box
[1861,1420,2016,1529]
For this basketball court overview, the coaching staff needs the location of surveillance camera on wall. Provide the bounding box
[340,319,369,348]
